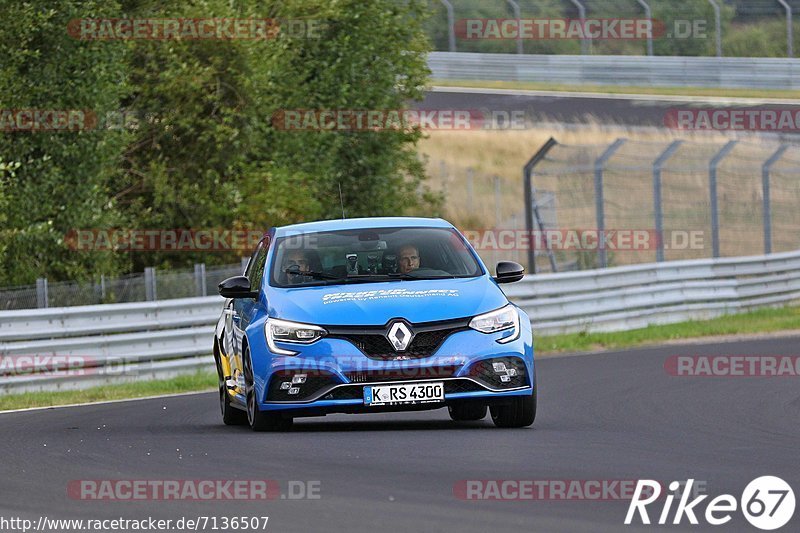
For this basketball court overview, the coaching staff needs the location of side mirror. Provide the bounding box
[218,276,258,299]
[494,261,525,284]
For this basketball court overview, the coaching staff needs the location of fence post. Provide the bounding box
[708,0,723,57]
[653,141,683,262]
[523,137,558,273]
[506,0,523,54]
[440,0,456,52]
[709,141,738,258]
[635,0,654,56]
[144,267,157,301]
[568,0,590,54]
[194,263,207,297]
[36,278,48,309]
[595,139,627,269]
[778,0,794,58]
[762,144,789,255]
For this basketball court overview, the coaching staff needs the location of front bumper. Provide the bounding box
[242,317,535,416]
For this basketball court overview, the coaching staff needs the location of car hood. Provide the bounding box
[266,277,508,326]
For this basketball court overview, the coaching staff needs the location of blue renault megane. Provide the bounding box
[213,217,535,431]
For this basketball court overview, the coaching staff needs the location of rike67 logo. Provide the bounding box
[626,477,795,530]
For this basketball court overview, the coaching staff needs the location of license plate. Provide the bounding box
[363,381,445,406]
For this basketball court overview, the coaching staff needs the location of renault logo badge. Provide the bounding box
[386,321,414,352]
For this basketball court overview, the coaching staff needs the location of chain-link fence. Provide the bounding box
[0,262,245,311]
[524,137,800,272]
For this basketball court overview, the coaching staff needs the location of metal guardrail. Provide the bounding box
[505,249,800,334]
[2,250,800,394]
[428,52,800,89]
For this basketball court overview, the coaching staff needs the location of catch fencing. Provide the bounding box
[521,137,800,273]
[2,249,800,394]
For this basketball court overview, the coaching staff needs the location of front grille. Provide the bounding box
[327,318,469,360]
[267,370,339,401]
[345,365,460,383]
[467,357,528,389]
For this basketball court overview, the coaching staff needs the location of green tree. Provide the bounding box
[243,0,438,228]
[0,0,130,285]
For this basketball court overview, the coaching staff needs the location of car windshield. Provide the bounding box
[269,226,483,288]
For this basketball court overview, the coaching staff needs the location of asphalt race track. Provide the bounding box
[420,88,800,131]
[1,336,798,533]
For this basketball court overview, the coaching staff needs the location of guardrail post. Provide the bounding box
[440,0,456,52]
[778,0,794,58]
[595,139,627,269]
[100,274,106,300]
[568,0,590,54]
[524,137,558,273]
[36,278,48,308]
[708,0,723,57]
[709,141,738,258]
[635,0,654,56]
[506,0,524,54]
[194,263,207,297]
[762,144,789,255]
[653,141,683,262]
[144,267,157,301]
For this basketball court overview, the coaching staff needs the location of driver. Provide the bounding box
[398,244,420,274]
[283,250,311,284]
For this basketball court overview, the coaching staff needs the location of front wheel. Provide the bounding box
[490,389,536,428]
[244,347,293,432]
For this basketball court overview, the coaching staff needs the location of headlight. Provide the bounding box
[265,318,327,356]
[469,304,520,344]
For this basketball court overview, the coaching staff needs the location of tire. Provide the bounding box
[215,344,247,426]
[243,346,293,432]
[448,403,487,421]
[490,389,536,428]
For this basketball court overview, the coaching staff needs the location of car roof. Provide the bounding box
[273,217,453,237]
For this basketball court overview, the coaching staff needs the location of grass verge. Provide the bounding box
[2,307,800,411]
[431,79,800,100]
[0,371,216,412]
[536,306,800,355]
